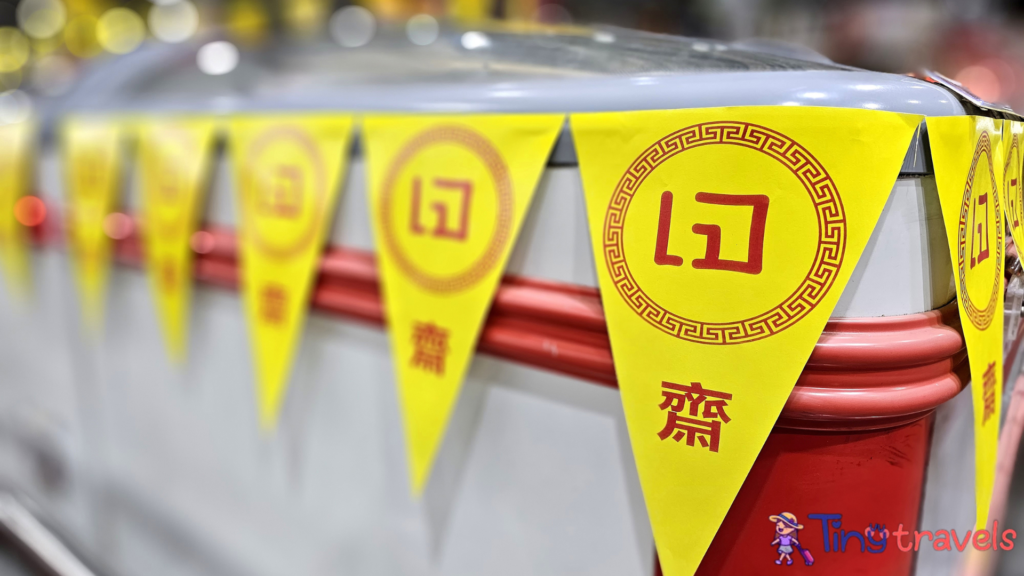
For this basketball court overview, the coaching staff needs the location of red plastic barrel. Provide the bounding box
[691,303,966,575]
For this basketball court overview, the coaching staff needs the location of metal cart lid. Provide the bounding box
[65,25,964,119]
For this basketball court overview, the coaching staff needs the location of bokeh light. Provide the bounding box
[0,90,32,124]
[64,15,101,58]
[284,0,330,38]
[31,35,63,57]
[0,70,21,91]
[460,30,490,50]
[956,64,1003,103]
[0,28,30,73]
[16,0,67,41]
[196,41,239,75]
[406,14,438,46]
[149,1,199,44]
[226,0,269,46]
[14,196,46,228]
[329,6,375,48]
[102,212,134,240]
[190,230,215,254]
[96,8,146,55]
[31,54,75,96]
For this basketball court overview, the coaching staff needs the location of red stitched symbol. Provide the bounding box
[654,192,684,266]
[259,165,303,219]
[982,361,997,424]
[956,131,1003,331]
[654,191,769,274]
[657,381,733,453]
[605,121,846,345]
[379,125,513,293]
[969,192,990,269]
[78,149,105,197]
[259,283,287,325]
[410,177,473,241]
[159,259,176,293]
[243,126,327,261]
[158,163,181,203]
[1006,134,1021,230]
[1011,181,1020,229]
[410,321,450,375]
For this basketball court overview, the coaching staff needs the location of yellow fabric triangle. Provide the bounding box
[365,113,564,494]
[927,116,1005,529]
[229,114,355,429]
[62,118,124,332]
[0,120,35,301]
[138,117,218,363]
[447,0,493,21]
[573,106,921,576]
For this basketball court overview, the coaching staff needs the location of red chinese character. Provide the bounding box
[982,361,997,423]
[159,260,176,293]
[158,158,182,203]
[658,413,722,452]
[1011,178,1020,229]
[260,283,287,325]
[410,177,473,241]
[970,193,990,269]
[658,381,733,453]
[653,191,769,274]
[259,165,303,218]
[410,321,450,375]
[80,150,104,190]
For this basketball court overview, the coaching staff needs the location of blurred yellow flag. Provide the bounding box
[230,115,354,428]
[365,114,563,494]
[447,0,493,21]
[138,118,218,363]
[928,116,1005,529]
[0,120,35,301]
[573,107,920,576]
[63,118,123,332]
[1003,120,1023,249]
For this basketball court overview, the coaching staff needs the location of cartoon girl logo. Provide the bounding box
[770,512,814,566]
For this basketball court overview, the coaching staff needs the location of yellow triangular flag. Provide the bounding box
[365,114,563,494]
[230,114,354,428]
[573,107,921,576]
[447,0,494,21]
[928,116,1004,529]
[62,118,124,332]
[1003,120,1023,249]
[0,120,35,301]
[138,117,218,363]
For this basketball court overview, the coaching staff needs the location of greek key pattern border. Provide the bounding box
[603,121,847,345]
[957,131,1002,332]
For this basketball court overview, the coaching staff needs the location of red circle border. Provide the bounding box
[243,126,327,261]
[957,131,1003,332]
[602,121,847,345]
[379,125,513,294]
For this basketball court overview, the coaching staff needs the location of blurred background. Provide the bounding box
[0,1,1022,576]
[1,0,1024,114]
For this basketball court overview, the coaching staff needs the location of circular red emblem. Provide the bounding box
[243,126,327,261]
[957,131,1003,331]
[379,125,513,293]
[147,128,196,242]
[603,121,847,345]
